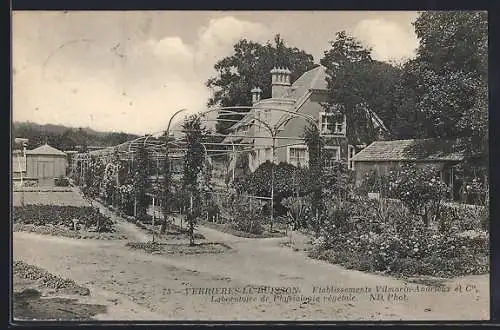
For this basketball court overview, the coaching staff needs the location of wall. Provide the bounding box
[275,92,348,165]
[26,155,67,180]
[354,160,447,186]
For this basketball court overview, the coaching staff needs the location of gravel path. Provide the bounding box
[13,227,489,321]
[13,187,489,320]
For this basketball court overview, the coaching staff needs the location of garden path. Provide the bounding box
[14,186,489,320]
[13,227,489,321]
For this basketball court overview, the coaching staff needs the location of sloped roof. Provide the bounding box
[228,66,327,132]
[351,139,464,162]
[288,65,327,100]
[26,143,66,156]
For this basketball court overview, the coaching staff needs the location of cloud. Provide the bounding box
[352,18,418,63]
[14,13,418,136]
[146,37,193,61]
[194,16,271,68]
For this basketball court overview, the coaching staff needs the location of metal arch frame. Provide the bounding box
[78,106,317,159]
[190,106,320,230]
[70,105,325,229]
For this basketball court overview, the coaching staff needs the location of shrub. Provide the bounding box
[229,196,265,235]
[387,164,449,226]
[461,178,488,205]
[118,184,135,215]
[356,170,390,197]
[54,175,70,187]
[234,161,311,216]
[309,197,489,277]
[438,204,487,233]
[282,196,312,230]
[12,205,114,232]
[321,160,355,200]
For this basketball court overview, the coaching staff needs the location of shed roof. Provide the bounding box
[26,143,67,156]
[351,139,464,162]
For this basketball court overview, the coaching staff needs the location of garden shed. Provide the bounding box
[351,139,464,199]
[25,143,68,186]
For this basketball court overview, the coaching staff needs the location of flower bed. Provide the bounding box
[134,220,205,240]
[126,241,231,255]
[308,198,489,278]
[13,223,127,240]
[12,205,115,233]
[13,260,90,296]
[200,221,285,238]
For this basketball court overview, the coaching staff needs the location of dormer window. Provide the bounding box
[319,112,346,136]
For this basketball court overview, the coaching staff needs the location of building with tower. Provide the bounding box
[223,65,388,175]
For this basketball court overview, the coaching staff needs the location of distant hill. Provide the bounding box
[14,122,106,137]
[12,121,140,151]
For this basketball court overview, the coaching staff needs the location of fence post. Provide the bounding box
[152,197,155,243]
[134,198,137,217]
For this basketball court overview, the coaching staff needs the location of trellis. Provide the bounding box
[71,106,329,231]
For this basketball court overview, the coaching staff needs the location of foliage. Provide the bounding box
[356,169,391,197]
[229,195,265,235]
[13,122,139,151]
[82,156,105,200]
[386,164,450,226]
[206,34,316,134]
[100,163,118,206]
[281,196,313,230]
[453,162,489,205]
[12,205,114,232]
[118,184,135,215]
[402,11,488,156]
[182,114,207,245]
[132,144,150,217]
[54,175,70,187]
[320,31,398,144]
[309,197,489,277]
[235,161,311,196]
[321,160,355,200]
[303,123,324,235]
[438,204,489,233]
[162,139,174,220]
[14,260,91,295]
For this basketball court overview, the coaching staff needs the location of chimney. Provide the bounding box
[270,67,291,98]
[251,87,262,104]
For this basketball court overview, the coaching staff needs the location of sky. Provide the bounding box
[12,11,420,135]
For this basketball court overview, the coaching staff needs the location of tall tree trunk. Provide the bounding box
[189,193,195,246]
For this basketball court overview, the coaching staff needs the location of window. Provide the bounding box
[319,112,346,135]
[323,146,341,168]
[288,146,308,167]
[348,145,355,170]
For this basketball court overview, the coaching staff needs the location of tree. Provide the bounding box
[182,114,206,245]
[82,156,102,199]
[234,161,311,216]
[320,31,400,145]
[207,34,316,134]
[303,123,324,237]
[403,11,488,156]
[133,144,150,219]
[161,135,174,234]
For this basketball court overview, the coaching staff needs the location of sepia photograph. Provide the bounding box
[11,10,489,322]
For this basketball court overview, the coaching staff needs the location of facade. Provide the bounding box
[23,144,68,186]
[223,66,387,175]
[351,139,464,199]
